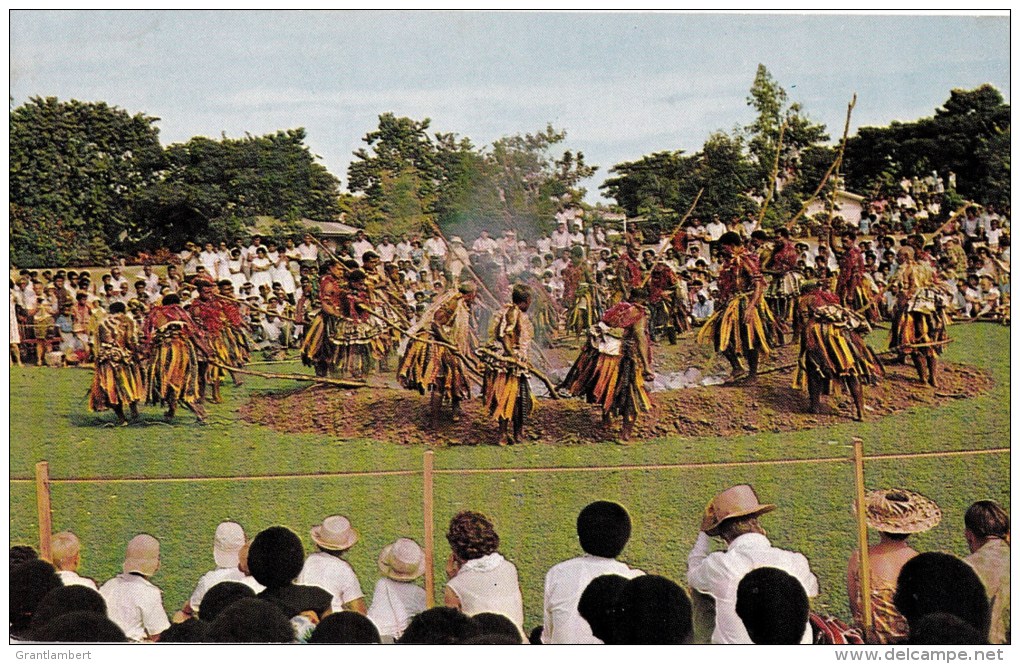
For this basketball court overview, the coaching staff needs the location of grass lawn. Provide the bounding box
[9,322,1010,637]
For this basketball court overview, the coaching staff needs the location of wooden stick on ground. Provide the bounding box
[207,361,369,389]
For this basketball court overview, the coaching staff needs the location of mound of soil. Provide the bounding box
[238,337,994,446]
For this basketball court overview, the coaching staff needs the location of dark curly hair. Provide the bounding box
[446,510,500,562]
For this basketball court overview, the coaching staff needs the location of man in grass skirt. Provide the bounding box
[478,284,536,446]
[300,260,344,377]
[189,278,250,403]
[792,281,884,421]
[561,287,654,441]
[697,231,778,380]
[334,268,388,379]
[888,245,950,387]
[141,293,207,422]
[88,301,145,425]
[397,282,477,424]
[762,227,803,345]
[830,228,879,324]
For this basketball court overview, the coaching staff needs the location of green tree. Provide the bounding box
[347,113,441,202]
[844,85,1010,204]
[599,150,697,220]
[9,96,166,254]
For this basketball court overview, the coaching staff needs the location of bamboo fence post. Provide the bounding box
[852,437,874,639]
[36,461,53,561]
[423,450,436,608]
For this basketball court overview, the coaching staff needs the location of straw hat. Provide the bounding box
[310,515,359,552]
[701,485,776,536]
[377,538,426,581]
[213,521,246,568]
[857,489,942,534]
[123,534,160,576]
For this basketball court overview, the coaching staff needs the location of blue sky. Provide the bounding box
[9,11,1010,202]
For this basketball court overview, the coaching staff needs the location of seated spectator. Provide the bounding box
[398,606,481,644]
[366,537,427,642]
[31,611,128,643]
[49,532,97,590]
[10,559,64,639]
[99,534,171,641]
[473,611,524,643]
[687,484,819,644]
[180,521,248,619]
[444,510,525,636]
[297,515,367,614]
[308,611,381,644]
[29,585,107,636]
[577,574,629,644]
[963,500,1010,644]
[207,597,295,643]
[199,580,257,623]
[847,489,941,644]
[248,526,332,620]
[908,613,987,645]
[894,552,990,642]
[9,544,38,571]
[611,574,693,644]
[542,500,643,643]
[736,567,810,644]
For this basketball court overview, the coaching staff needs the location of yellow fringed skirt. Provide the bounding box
[697,293,777,355]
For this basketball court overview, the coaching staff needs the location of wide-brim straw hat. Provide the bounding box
[310,515,359,552]
[702,485,776,536]
[857,489,942,534]
[378,538,426,581]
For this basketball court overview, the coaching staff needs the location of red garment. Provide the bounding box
[189,297,231,336]
[766,238,799,273]
[602,301,644,328]
[561,262,584,303]
[805,289,840,310]
[142,304,201,345]
[618,254,643,288]
[670,229,689,254]
[836,245,865,302]
[717,249,765,302]
[319,274,342,315]
[649,263,678,304]
[339,287,372,321]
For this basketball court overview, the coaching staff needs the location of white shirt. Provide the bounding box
[297,243,319,261]
[366,577,427,640]
[189,566,247,613]
[472,236,499,255]
[447,552,524,634]
[551,229,572,250]
[395,241,413,262]
[377,243,397,263]
[687,532,818,644]
[542,554,644,644]
[423,237,447,259]
[296,551,365,613]
[58,569,98,590]
[705,221,727,242]
[352,239,376,264]
[99,573,171,641]
[536,236,553,256]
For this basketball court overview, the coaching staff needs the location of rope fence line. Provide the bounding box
[10,446,1009,485]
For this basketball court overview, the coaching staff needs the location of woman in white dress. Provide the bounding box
[216,242,232,281]
[227,248,247,292]
[270,242,296,295]
[249,247,274,293]
[284,238,303,280]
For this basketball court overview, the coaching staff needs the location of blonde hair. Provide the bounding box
[50,531,81,570]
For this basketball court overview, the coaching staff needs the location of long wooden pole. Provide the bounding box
[757,121,787,225]
[639,188,705,289]
[212,292,302,325]
[358,307,484,379]
[423,450,436,608]
[786,94,857,230]
[35,461,52,561]
[852,437,874,639]
[207,361,369,388]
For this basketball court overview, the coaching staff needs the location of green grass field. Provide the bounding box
[9,323,1009,638]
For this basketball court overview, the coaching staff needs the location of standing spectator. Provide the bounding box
[297,515,367,614]
[423,230,448,275]
[446,236,472,283]
[297,233,320,267]
[963,500,1010,644]
[180,521,248,619]
[847,489,941,644]
[366,537,427,642]
[351,231,375,266]
[50,531,98,590]
[550,222,572,251]
[444,510,524,635]
[377,235,397,263]
[472,230,499,256]
[705,215,728,259]
[542,501,644,643]
[686,484,819,644]
[99,534,171,641]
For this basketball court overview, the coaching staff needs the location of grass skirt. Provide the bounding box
[793,321,884,394]
[561,343,651,418]
[697,292,778,355]
[146,326,201,406]
[397,337,471,400]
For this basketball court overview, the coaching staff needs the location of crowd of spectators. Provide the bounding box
[10,192,1010,369]
[10,491,1009,645]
